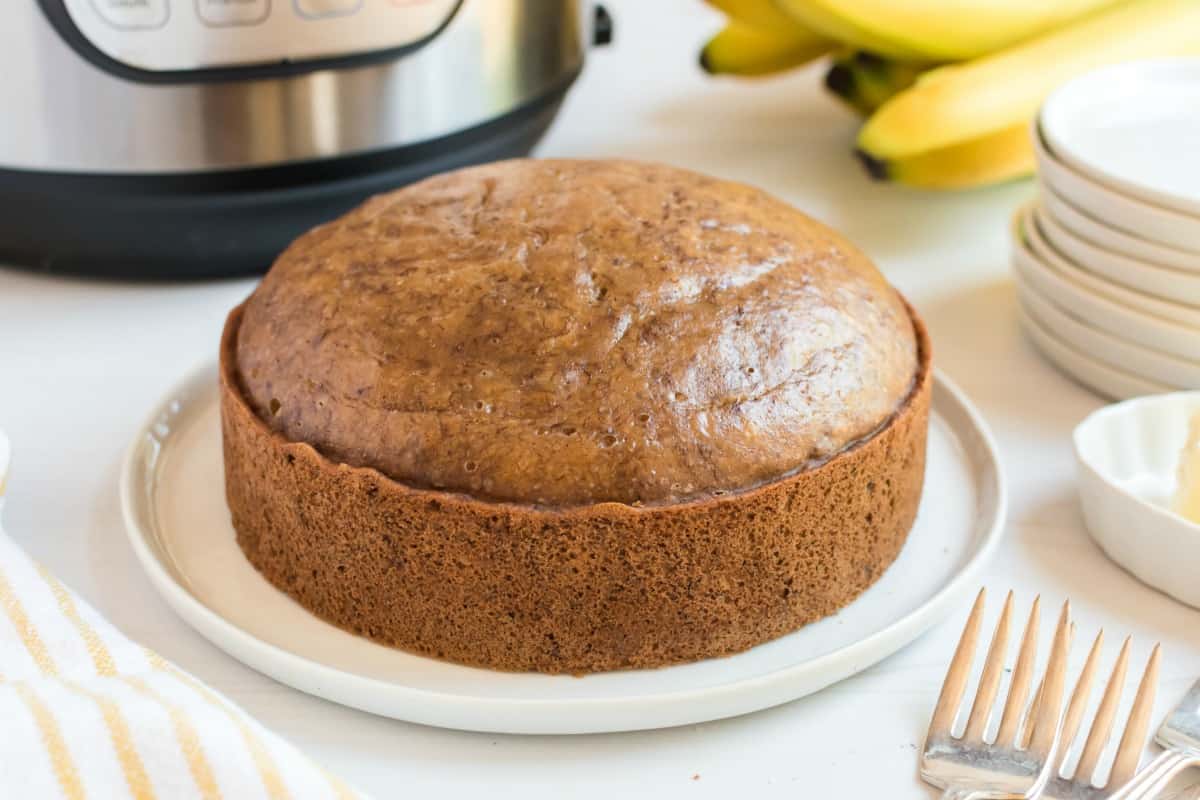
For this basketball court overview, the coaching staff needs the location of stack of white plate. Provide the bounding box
[1013,59,1200,400]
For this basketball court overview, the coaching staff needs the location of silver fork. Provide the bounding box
[1041,630,1161,799]
[1107,679,1200,799]
[922,589,1073,800]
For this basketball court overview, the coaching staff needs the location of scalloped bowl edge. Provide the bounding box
[1073,392,1200,608]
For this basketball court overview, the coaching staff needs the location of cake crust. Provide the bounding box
[220,302,932,674]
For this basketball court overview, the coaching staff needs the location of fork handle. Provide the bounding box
[1107,750,1192,800]
[939,791,983,800]
[1117,751,1199,800]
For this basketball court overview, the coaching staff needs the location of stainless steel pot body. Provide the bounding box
[3,0,585,174]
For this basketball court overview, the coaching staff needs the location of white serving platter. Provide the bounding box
[121,362,1005,735]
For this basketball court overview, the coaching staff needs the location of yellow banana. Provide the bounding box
[705,0,814,31]
[825,52,928,115]
[773,0,926,60]
[700,21,830,76]
[778,0,1124,61]
[701,21,830,76]
[859,123,1033,189]
[859,0,1200,162]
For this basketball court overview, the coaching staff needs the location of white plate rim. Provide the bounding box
[1025,203,1200,329]
[1033,204,1200,306]
[1033,127,1200,254]
[119,361,1007,735]
[1016,301,1172,401]
[1041,59,1200,217]
[1016,281,1198,389]
[1040,183,1200,273]
[1012,205,1200,362]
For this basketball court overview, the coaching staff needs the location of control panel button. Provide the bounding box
[294,0,361,18]
[65,0,458,70]
[195,0,269,26]
[90,0,168,30]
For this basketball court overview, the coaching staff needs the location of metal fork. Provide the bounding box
[922,589,1073,800]
[1107,679,1200,800]
[1041,631,1161,799]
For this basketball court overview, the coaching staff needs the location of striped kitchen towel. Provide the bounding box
[0,430,367,800]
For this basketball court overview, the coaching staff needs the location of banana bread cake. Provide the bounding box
[220,158,932,674]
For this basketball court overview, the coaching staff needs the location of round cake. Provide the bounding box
[220,158,932,674]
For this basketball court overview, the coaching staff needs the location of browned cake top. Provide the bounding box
[235,159,918,507]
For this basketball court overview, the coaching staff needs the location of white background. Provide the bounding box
[3,1,1200,796]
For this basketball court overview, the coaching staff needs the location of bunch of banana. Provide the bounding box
[700,0,1200,189]
[858,0,1200,188]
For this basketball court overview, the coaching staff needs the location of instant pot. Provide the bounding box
[1,0,609,278]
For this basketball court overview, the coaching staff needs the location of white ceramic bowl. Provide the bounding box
[1024,205,1200,329]
[1033,130,1200,254]
[1041,185,1200,274]
[1034,204,1200,306]
[1018,283,1200,389]
[1017,302,1171,401]
[1012,206,1200,362]
[1074,392,1200,609]
[1042,59,1200,217]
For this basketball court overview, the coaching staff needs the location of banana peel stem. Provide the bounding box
[824,61,857,96]
[825,52,930,115]
[855,149,890,181]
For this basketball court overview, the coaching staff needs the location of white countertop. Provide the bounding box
[3,1,1199,796]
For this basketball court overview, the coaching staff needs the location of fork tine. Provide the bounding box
[1108,643,1162,788]
[965,591,1013,743]
[1022,677,1043,751]
[929,588,987,738]
[996,595,1041,745]
[1076,636,1131,782]
[1021,621,1079,751]
[1057,626,1102,766]
[1027,600,1072,758]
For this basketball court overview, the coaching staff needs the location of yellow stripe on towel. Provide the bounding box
[34,563,222,798]
[124,675,223,800]
[0,563,56,675]
[321,766,360,800]
[146,650,292,800]
[15,683,85,800]
[31,563,156,798]
[36,563,117,676]
[64,681,158,800]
